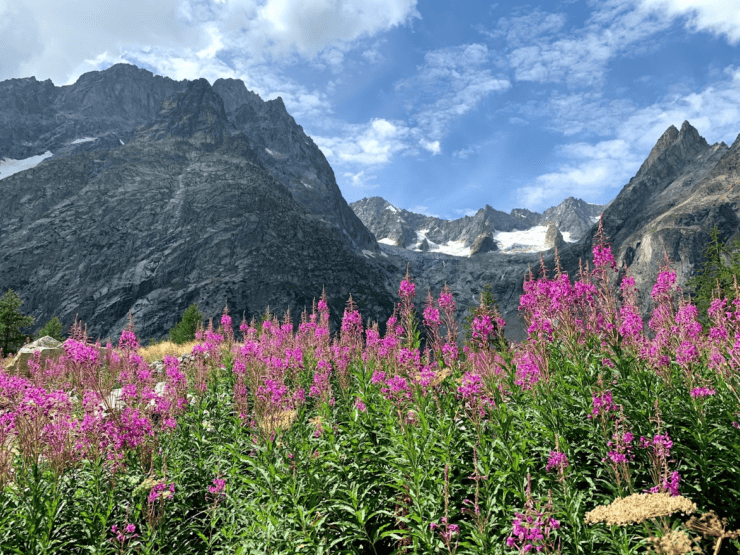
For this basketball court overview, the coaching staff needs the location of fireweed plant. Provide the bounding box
[0,219,739,554]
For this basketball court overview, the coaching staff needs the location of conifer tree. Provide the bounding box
[168,303,205,345]
[34,317,65,343]
[686,225,740,330]
[0,289,35,358]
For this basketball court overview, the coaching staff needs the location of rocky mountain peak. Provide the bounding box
[635,120,709,180]
[211,78,263,115]
[134,78,236,147]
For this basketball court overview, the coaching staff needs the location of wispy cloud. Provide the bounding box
[315,42,509,189]
[637,0,740,45]
[487,3,672,89]
[395,43,510,143]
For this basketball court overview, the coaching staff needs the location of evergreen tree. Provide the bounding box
[168,303,205,345]
[0,289,35,358]
[686,225,740,331]
[35,317,66,343]
[462,283,509,353]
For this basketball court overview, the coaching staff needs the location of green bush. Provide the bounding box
[35,316,65,343]
[168,304,205,345]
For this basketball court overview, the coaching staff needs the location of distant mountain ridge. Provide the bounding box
[349,196,609,256]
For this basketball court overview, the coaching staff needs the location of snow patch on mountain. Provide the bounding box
[0,150,54,180]
[376,224,578,257]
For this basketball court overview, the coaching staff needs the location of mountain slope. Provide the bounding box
[558,120,740,322]
[0,77,397,345]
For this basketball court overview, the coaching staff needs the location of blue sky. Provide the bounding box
[2,0,740,219]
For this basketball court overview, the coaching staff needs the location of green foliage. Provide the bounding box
[168,303,205,345]
[462,282,509,353]
[35,317,66,343]
[685,225,740,330]
[0,288,35,358]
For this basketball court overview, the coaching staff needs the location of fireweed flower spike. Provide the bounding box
[506,474,562,554]
[397,263,423,352]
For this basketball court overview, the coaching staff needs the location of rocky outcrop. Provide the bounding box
[0,63,377,255]
[510,208,542,227]
[470,234,498,255]
[4,336,65,378]
[351,198,536,254]
[543,225,565,251]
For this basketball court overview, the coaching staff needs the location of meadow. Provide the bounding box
[0,225,739,554]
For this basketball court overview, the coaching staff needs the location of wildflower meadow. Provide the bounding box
[0,220,739,554]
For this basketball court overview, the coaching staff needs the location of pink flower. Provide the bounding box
[546,451,568,473]
[208,477,226,499]
[690,387,716,398]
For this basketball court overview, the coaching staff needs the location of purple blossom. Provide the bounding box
[690,387,716,398]
[545,451,568,473]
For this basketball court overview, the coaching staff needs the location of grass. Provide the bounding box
[1,245,740,554]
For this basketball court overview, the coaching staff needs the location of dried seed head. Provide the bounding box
[585,493,697,527]
[646,528,701,555]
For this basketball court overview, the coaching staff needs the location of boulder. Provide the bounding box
[3,336,109,378]
[419,238,430,252]
[4,336,65,378]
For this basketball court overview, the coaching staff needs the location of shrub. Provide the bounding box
[168,303,205,345]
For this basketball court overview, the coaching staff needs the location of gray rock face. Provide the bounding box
[510,208,542,227]
[0,76,397,347]
[543,225,565,251]
[0,64,188,161]
[0,62,377,255]
[351,196,606,255]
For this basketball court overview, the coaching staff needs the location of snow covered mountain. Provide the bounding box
[350,196,609,257]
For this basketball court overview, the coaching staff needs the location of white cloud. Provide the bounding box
[518,138,641,209]
[494,3,672,89]
[637,0,740,44]
[342,169,380,190]
[419,139,441,154]
[409,205,441,218]
[1,0,422,86]
[226,0,422,63]
[314,117,410,166]
[2,0,208,85]
[361,40,387,64]
[482,10,567,45]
